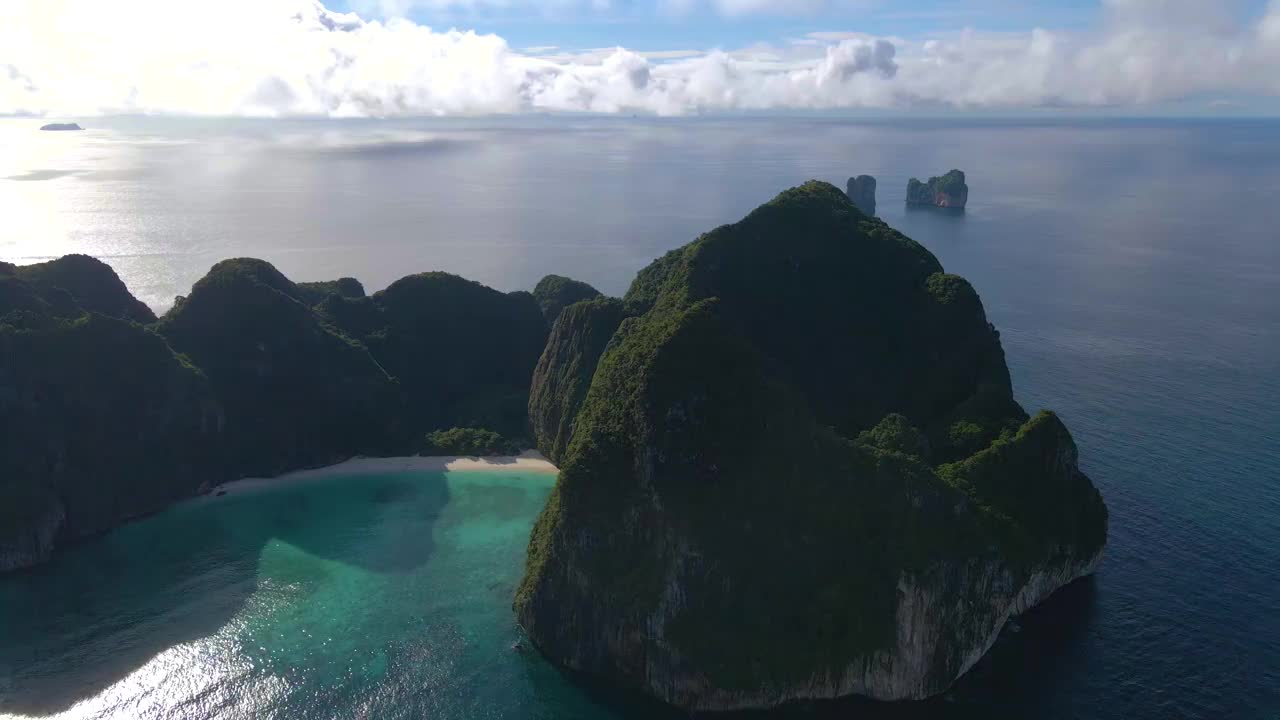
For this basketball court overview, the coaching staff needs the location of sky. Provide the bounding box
[2,0,1280,117]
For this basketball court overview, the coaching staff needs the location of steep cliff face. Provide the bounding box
[528,297,627,465]
[515,181,1106,710]
[907,169,969,209]
[846,174,877,216]
[1,270,224,571]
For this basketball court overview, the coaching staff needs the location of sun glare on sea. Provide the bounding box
[0,121,94,264]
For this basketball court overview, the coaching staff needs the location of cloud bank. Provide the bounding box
[1,0,1278,117]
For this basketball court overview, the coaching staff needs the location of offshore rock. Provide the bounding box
[846,174,877,216]
[906,169,968,209]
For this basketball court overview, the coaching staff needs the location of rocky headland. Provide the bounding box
[515,181,1105,710]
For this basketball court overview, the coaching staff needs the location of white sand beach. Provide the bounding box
[213,450,558,497]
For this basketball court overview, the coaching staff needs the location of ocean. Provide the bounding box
[1,116,1278,719]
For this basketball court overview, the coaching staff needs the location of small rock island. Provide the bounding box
[39,123,83,132]
[516,181,1106,711]
[846,174,877,216]
[907,169,968,209]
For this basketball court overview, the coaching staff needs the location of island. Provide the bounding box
[1,186,1106,713]
[39,123,83,131]
[907,169,968,208]
[515,181,1106,710]
[0,255,564,570]
[846,174,877,216]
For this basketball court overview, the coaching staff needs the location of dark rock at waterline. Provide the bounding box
[39,123,82,132]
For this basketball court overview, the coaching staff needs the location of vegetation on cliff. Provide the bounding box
[156,259,404,477]
[532,275,602,326]
[11,255,156,323]
[528,297,628,465]
[422,427,519,456]
[2,256,552,570]
[317,272,548,440]
[906,169,969,208]
[295,277,366,307]
[515,181,1106,709]
[1,266,222,566]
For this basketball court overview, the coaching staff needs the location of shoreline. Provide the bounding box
[212,450,558,497]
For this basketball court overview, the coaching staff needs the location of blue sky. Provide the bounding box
[327,0,1268,53]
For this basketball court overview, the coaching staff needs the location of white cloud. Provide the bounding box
[658,0,870,18]
[1,0,1279,117]
[349,0,613,18]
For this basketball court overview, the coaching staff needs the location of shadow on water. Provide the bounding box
[551,576,1099,720]
[0,471,451,716]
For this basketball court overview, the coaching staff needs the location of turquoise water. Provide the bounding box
[0,468,640,720]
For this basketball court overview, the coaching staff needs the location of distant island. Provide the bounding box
[907,169,968,208]
[846,174,877,216]
[39,123,83,131]
[1,183,1105,711]
[515,181,1105,710]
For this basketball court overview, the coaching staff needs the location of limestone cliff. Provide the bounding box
[846,174,877,216]
[1,266,224,571]
[907,169,969,209]
[528,297,627,465]
[514,181,1105,711]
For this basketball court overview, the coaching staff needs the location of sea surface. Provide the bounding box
[1,116,1279,719]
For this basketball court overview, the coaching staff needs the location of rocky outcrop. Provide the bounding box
[39,123,82,131]
[295,277,366,306]
[907,169,968,208]
[318,272,549,440]
[12,255,156,323]
[514,181,1106,711]
[846,174,877,216]
[528,297,627,465]
[532,275,602,326]
[1,269,226,572]
[156,259,404,478]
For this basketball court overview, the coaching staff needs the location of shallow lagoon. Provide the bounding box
[0,467,625,720]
